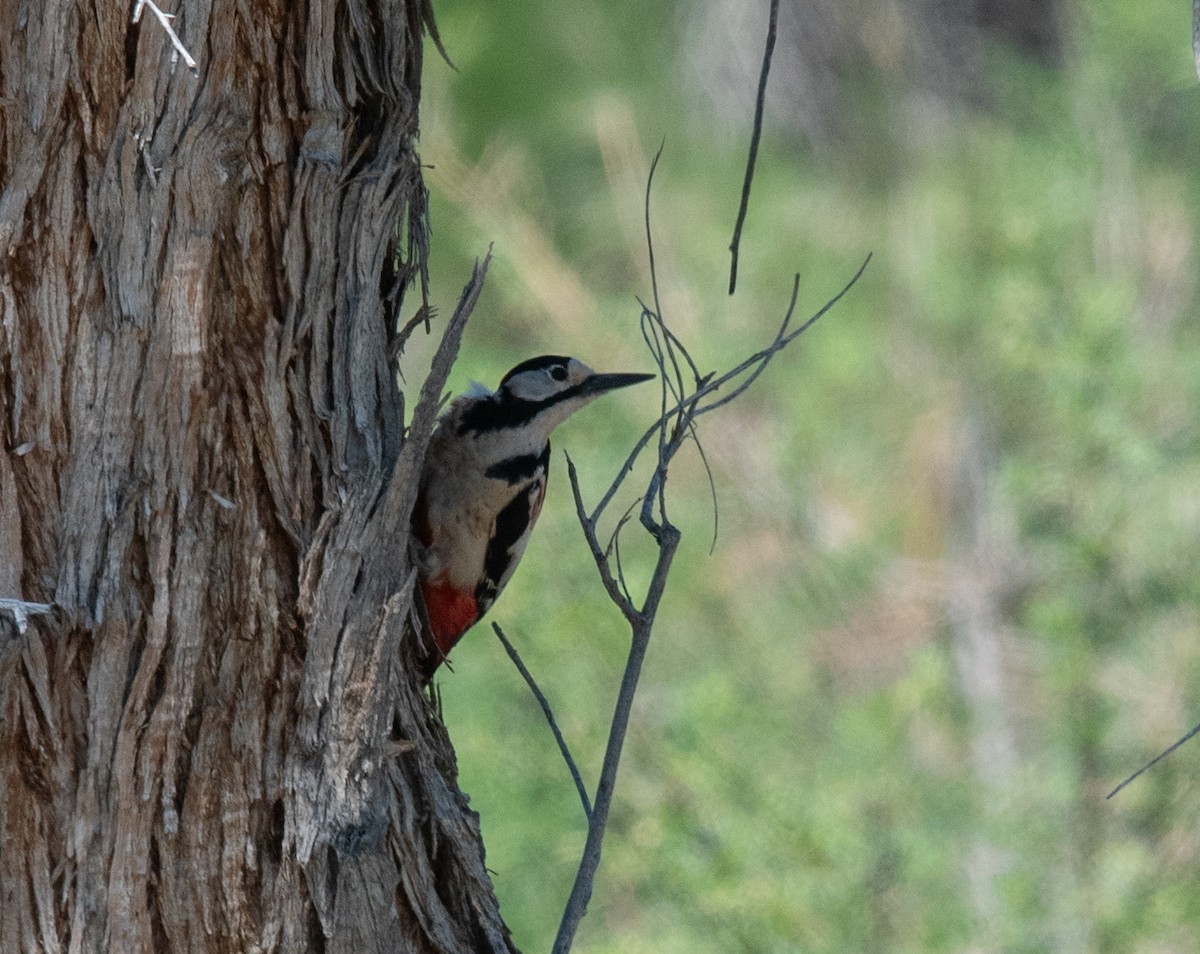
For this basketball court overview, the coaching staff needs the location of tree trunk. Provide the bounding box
[944,415,1020,950]
[0,2,513,951]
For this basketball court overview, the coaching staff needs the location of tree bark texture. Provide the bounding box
[0,2,514,951]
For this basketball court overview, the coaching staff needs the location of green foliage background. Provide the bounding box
[407,1,1200,950]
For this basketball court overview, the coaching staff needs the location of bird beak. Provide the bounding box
[579,371,656,397]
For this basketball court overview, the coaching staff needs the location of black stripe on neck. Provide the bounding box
[485,443,550,484]
[457,386,588,435]
[458,394,542,434]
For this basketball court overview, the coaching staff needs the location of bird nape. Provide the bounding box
[412,355,654,678]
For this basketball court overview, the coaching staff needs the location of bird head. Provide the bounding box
[499,355,654,433]
[458,355,654,441]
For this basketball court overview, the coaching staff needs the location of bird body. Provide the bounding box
[414,355,652,675]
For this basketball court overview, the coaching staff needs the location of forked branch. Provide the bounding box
[131,0,199,75]
[549,149,869,952]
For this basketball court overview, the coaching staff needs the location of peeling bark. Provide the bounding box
[0,1,514,951]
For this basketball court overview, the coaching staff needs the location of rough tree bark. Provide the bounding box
[0,1,515,951]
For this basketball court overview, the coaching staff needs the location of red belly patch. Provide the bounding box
[420,575,479,657]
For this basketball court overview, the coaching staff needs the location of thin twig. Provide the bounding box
[686,424,721,554]
[0,598,53,635]
[638,302,682,410]
[728,0,781,295]
[589,255,870,525]
[644,143,667,348]
[1107,720,1200,799]
[608,501,640,608]
[642,146,703,395]
[394,303,436,360]
[492,623,592,821]
[637,296,706,393]
[566,453,637,622]
[132,0,199,75]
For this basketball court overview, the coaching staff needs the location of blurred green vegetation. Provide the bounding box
[405,0,1200,950]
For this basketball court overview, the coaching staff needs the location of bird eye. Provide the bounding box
[549,365,568,382]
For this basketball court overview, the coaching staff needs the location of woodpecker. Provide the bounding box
[413,355,653,676]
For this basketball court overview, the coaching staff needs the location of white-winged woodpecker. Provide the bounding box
[413,355,653,676]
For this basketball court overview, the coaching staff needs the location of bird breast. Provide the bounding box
[419,424,549,593]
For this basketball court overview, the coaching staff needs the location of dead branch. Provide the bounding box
[728,0,782,294]
[1108,719,1200,798]
[0,598,53,635]
[492,623,593,821]
[550,148,869,951]
[131,0,199,75]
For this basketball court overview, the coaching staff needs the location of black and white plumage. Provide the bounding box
[413,355,653,675]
